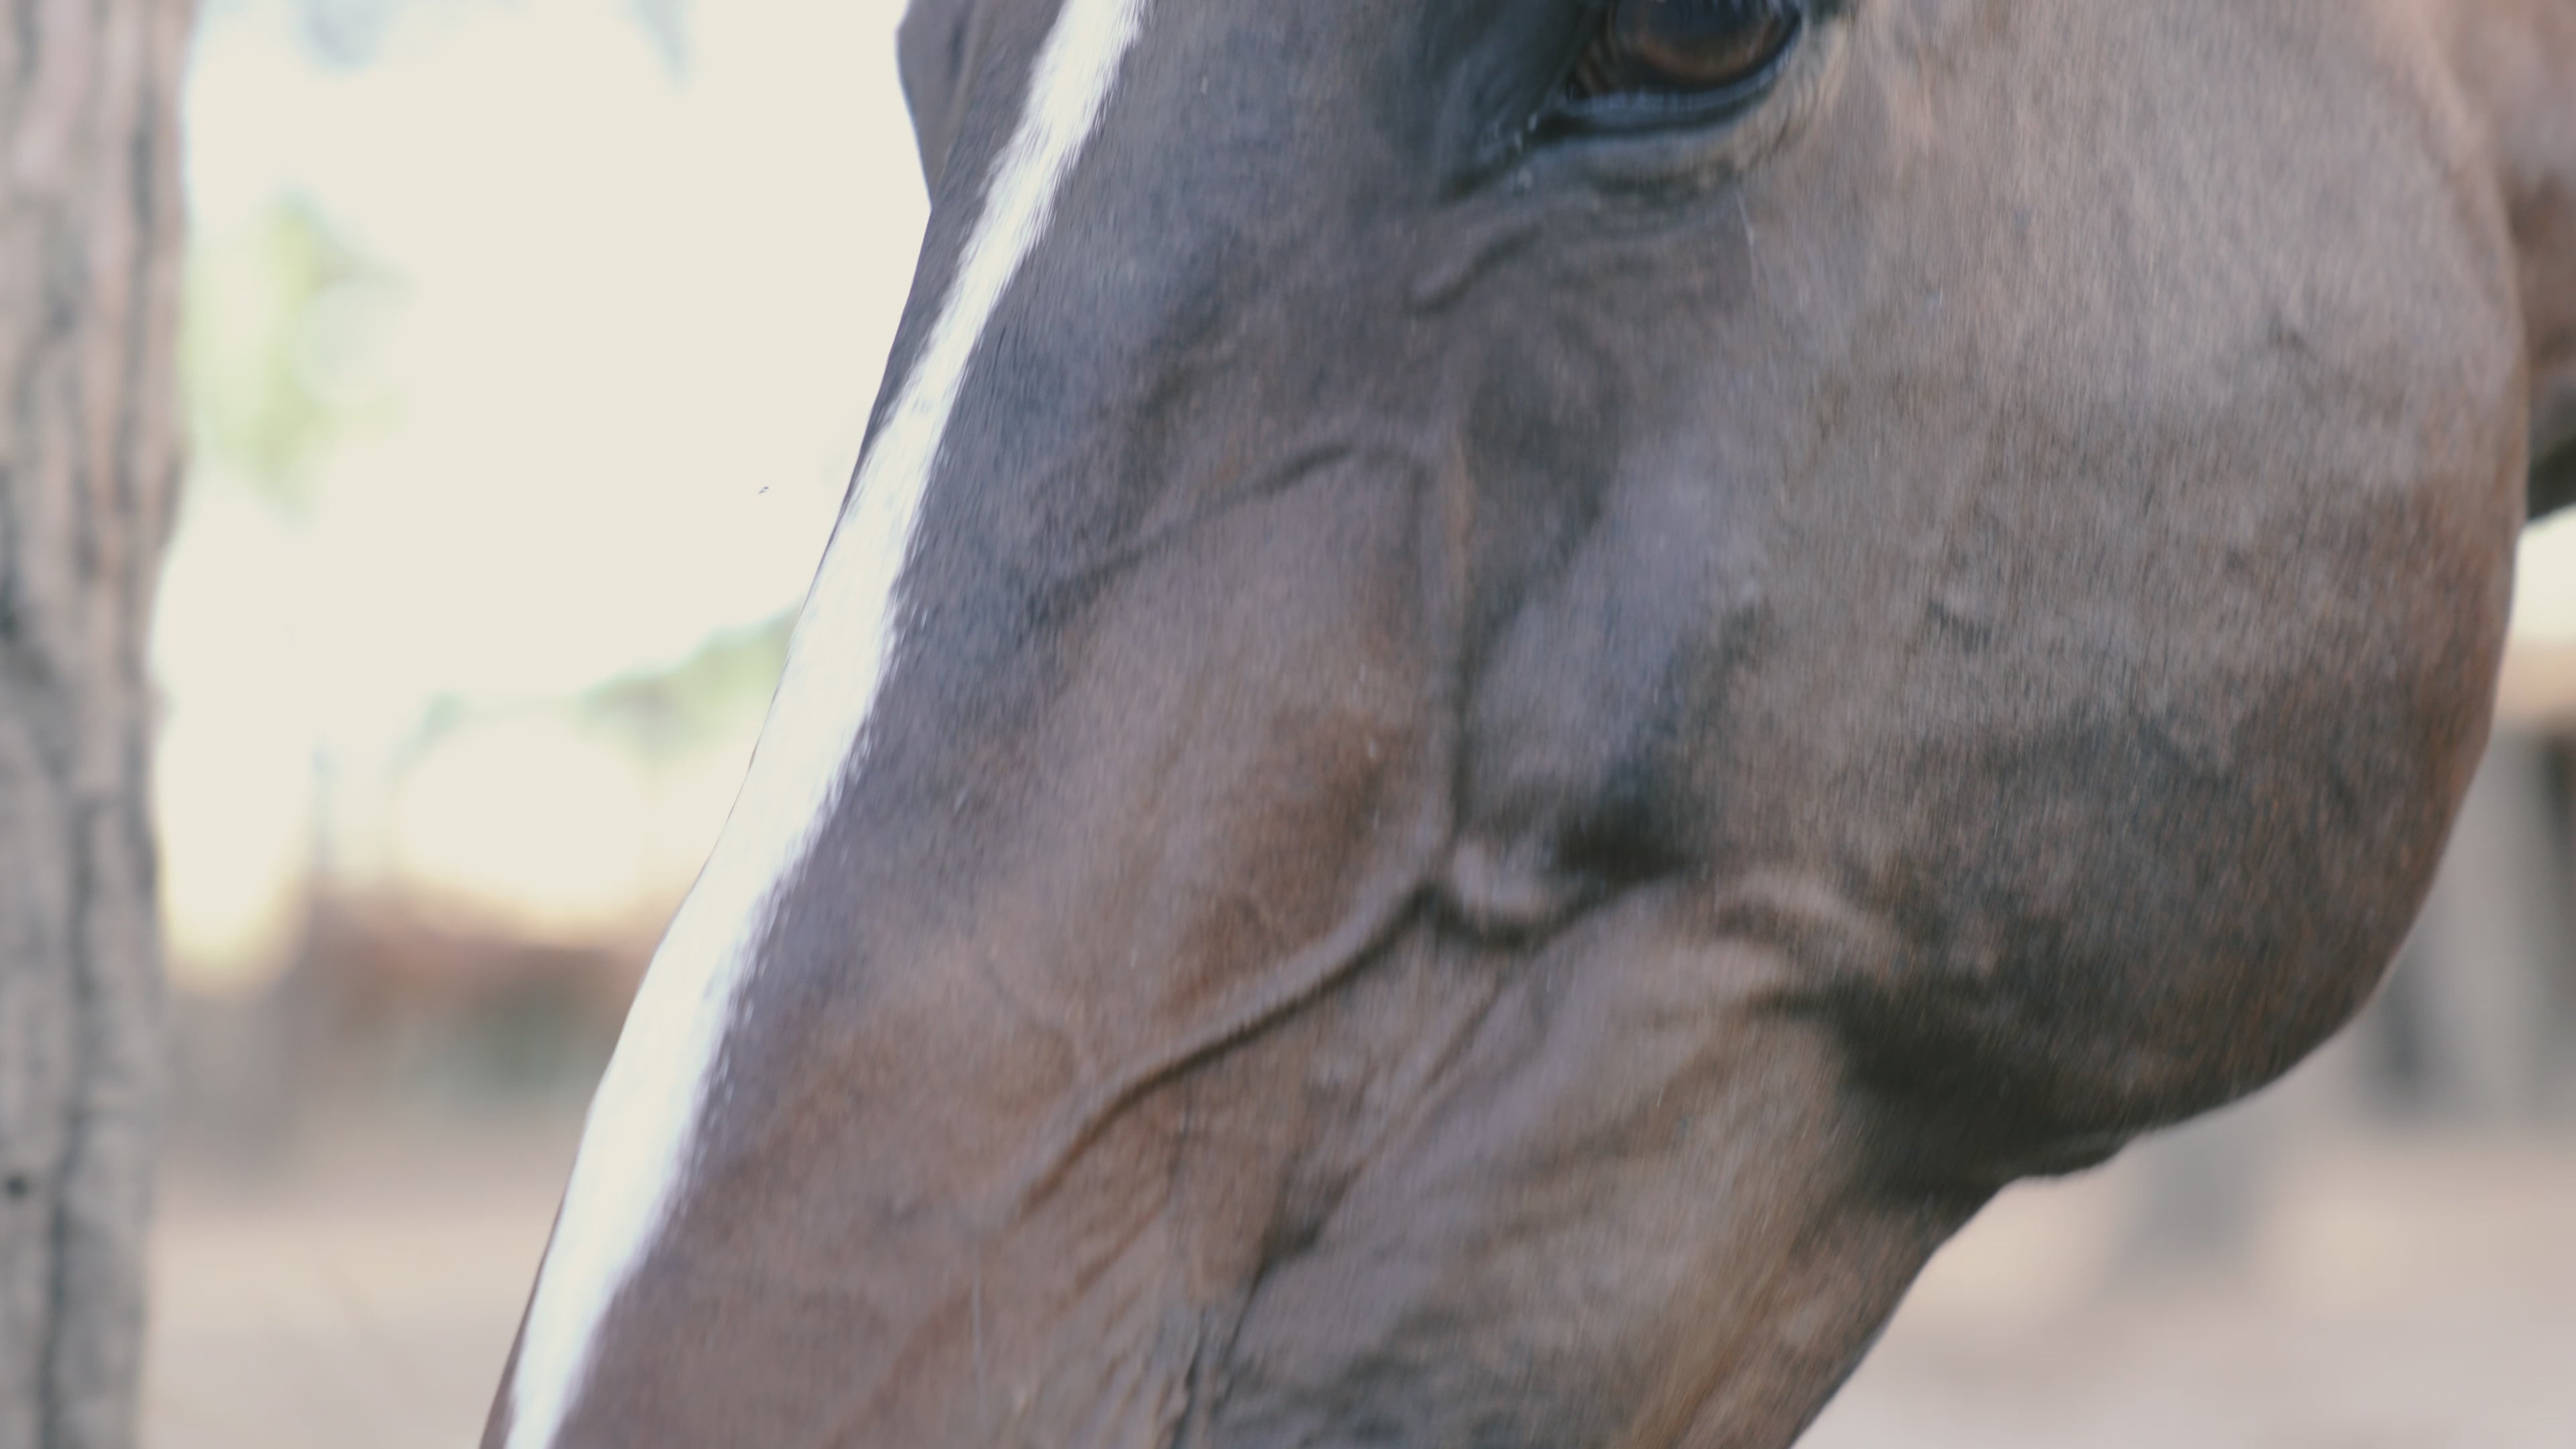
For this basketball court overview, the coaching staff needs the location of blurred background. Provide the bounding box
[144,2,2576,1445]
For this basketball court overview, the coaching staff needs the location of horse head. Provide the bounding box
[488,2,2576,1444]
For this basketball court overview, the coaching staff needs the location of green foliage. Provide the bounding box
[271,0,693,74]
[180,193,405,513]
[629,0,691,76]
[576,614,793,760]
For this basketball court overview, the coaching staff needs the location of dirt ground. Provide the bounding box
[141,1103,2576,1449]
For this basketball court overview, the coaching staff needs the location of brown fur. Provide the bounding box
[491,3,2576,1445]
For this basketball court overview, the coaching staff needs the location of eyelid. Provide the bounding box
[1536,7,1803,142]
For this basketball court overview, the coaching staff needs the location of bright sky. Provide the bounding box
[157,0,928,985]
[152,0,2576,990]
[2516,513,2576,642]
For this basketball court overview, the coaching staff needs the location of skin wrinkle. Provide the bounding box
[487,2,2576,1446]
[990,475,1471,1230]
[1033,442,1399,628]
[1214,902,1831,1448]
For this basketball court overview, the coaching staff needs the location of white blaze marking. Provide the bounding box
[502,1,1152,1442]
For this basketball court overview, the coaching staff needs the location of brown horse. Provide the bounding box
[486,1,2576,1444]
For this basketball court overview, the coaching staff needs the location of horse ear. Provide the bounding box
[898,0,977,191]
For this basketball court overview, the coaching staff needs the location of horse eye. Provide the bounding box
[1568,0,1800,101]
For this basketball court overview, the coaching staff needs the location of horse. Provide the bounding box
[483,1,2576,1444]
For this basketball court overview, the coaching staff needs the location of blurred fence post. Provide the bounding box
[2394,729,2570,1120]
[0,1,193,1445]
[2115,725,2576,1271]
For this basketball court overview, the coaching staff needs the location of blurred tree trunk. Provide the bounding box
[0,0,191,1446]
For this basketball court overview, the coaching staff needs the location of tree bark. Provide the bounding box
[0,1,190,1445]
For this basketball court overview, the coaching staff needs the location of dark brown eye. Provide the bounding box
[1568,0,1799,103]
